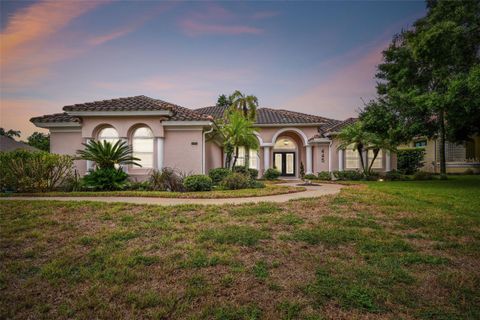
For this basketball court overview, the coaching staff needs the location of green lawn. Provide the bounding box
[1,176,479,319]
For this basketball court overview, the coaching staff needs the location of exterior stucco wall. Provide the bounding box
[313,144,330,173]
[50,130,86,175]
[205,141,223,173]
[164,129,203,174]
[255,126,319,145]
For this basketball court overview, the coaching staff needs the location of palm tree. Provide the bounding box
[220,111,259,168]
[365,134,396,174]
[337,121,373,175]
[228,90,258,121]
[76,140,141,170]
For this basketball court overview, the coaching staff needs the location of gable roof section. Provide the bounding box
[30,112,81,127]
[323,117,357,133]
[195,105,341,126]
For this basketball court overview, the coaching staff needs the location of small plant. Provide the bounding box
[184,175,213,192]
[413,171,434,180]
[263,168,280,180]
[333,170,364,181]
[300,162,305,179]
[317,171,331,181]
[76,140,140,169]
[82,168,128,191]
[150,167,185,191]
[397,148,425,174]
[303,173,317,180]
[248,180,265,189]
[247,168,259,179]
[208,168,231,185]
[221,172,250,190]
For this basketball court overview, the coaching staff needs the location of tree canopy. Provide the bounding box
[26,132,50,152]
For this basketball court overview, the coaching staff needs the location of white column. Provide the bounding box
[386,150,391,172]
[85,138,93,173]
[156,137,164,170]
[263,146,270,172]
[339,149,344,171]
[120,137,128,173]
[306,145,313,174]
[328,142,333,173]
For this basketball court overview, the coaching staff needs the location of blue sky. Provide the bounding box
[0,0,426,137]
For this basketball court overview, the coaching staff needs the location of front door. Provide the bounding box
[273,152,295,176]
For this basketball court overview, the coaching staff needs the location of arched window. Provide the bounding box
[98,127,119,144]
[274,137,296,150]
[132,127,154,168]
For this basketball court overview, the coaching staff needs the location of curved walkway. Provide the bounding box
[0,183,343,206]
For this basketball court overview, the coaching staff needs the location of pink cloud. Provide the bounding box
[287,41,389,120]
[180,4,264,36]
[252,11,280,19]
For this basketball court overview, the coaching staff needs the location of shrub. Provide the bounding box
[126,181,152,191]
[397,148,425,174]
[303,173,317,180]
[385,170,408,181]
[300,162,305,179]
[150,167,185,192]
[82,168,128,191]
[365,172,380,181]
[248,168,259,179]
[208,168,231,185]
[333,170,364,181]
[263,168,281,180]
[184,175,213,192]
[0,150,74,192]
[317,171,331,181]
[221,172,250,190]
[413,171,434,180]
[248,180,265,189]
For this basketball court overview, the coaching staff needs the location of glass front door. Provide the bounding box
[273,152,295,176]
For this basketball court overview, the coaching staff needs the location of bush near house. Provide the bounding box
[263,168,281,180]
[397,148,425,175]
[303,174,317,180]
[0,150,74,192]
[317,171,331,181]
[384,170,409,181]
[208,168,231,185]
[150,167,185,192]
[220,172,250,190]
[413,171,435,181]
[184,175,213,192]
[82,168,129,191]
[333,170,364,181]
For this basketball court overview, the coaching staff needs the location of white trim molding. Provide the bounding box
[263,146,270,171]
[33,122,81,129]
[156,137,164,171]
[162,121,212,126]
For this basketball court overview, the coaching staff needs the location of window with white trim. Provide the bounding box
[345,145,359,169]
[98,127,119,144]
[368,149,383,169]
[132,127,154,168]
[235,146,258,169]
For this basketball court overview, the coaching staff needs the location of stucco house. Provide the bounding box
[31,95,396,179]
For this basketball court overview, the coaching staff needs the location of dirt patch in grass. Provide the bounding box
[1,176,479,319]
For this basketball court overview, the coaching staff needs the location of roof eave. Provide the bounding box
[66,110,173,117]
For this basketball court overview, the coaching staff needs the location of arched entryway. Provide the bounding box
[272,131,306,177]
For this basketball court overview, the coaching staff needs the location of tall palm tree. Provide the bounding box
[220,111,259,168]
[228,90,258,121]
[76,140,141,170]
[365,134,396,173]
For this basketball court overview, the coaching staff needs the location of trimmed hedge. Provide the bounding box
[333,170,364,181]
[263,168,281,180]
[184,175,213,192]
[208,168,231,185]
[82,168,128,191]
[317,171,331,181]
[221,172,250,190]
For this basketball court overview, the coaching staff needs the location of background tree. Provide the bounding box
[229,90,258,121]
[26,132,50,152]
[220,111,259,168]
[0,128,21,139]
[216,94,233,108]
[371,0,480,178]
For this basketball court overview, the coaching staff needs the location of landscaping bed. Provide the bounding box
[0,184,305,199]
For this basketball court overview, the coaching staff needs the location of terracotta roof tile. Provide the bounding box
[30,112,80,124]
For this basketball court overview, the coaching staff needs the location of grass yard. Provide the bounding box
[0,176,479,319]
[0,184,304,199]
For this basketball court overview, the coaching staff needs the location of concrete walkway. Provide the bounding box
[0,183,343,206]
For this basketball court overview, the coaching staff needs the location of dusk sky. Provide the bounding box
[1,0,426,138]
